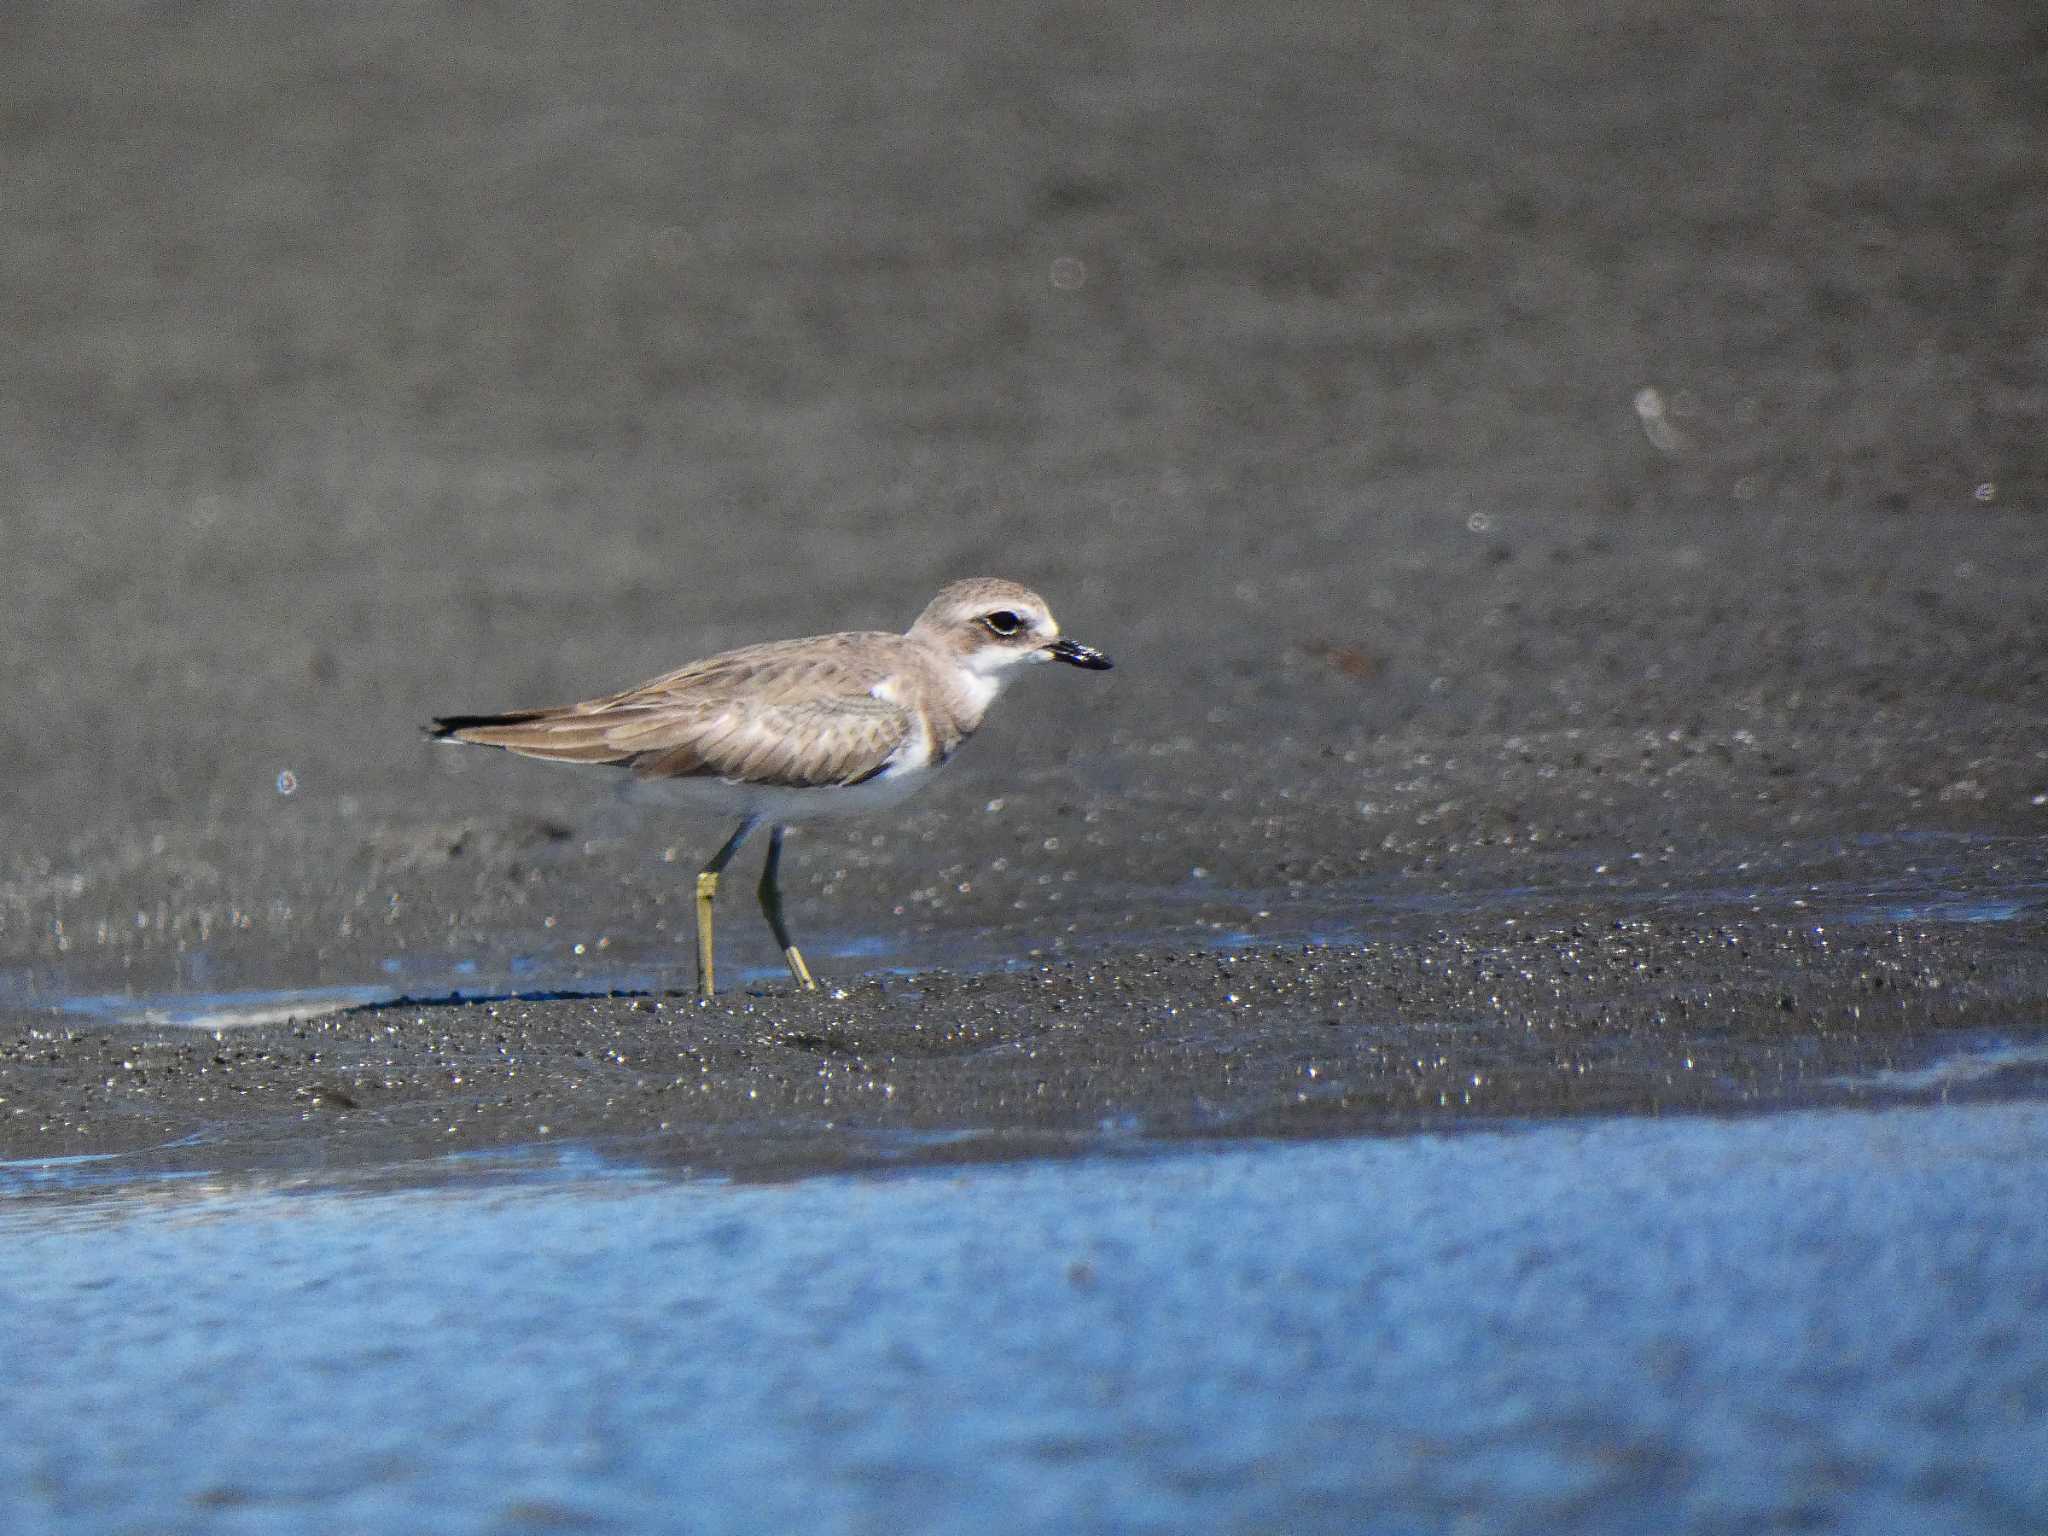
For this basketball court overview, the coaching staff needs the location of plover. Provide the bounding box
[430,577,1112,997]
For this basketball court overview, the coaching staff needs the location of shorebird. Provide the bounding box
[429,578,1112,998]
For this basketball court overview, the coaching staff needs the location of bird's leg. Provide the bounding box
[696,817,759,999]
[757,825,817,991]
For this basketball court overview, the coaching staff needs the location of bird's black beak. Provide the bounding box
[1046,637,1113,671]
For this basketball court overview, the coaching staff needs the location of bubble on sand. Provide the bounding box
[276,770,298,796]
[1633,387,1687,454]
[1050,255,1086,290]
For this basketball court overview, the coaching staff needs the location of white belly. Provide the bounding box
[626,761,939,825]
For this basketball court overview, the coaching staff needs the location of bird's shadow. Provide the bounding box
[346,985,674,1016]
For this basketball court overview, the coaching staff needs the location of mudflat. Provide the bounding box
[2,0,2044,1182]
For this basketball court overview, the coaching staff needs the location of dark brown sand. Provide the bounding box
[2,0,2044,1180]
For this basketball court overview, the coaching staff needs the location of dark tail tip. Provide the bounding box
[426,710,546,742]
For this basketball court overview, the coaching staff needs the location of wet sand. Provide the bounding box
[7,902,2047,1183]
[3,0,2046,1181]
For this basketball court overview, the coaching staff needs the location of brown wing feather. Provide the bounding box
[439,633,921,787]
[593,632,902,709]
[441,708,671,764]
[629,695,911,785]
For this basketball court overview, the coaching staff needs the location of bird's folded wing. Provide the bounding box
[442,633,925,786]
[447,692,915,787]
[627,693,914,785]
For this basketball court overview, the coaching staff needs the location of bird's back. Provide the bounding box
[432,630,942,789]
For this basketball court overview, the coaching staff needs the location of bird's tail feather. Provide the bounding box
[426,709,551,742]
[426,709,636,765]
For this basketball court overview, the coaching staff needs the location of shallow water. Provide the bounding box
[6,1103,2046,1535]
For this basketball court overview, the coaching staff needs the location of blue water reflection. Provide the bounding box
[6,1103,2046,1533]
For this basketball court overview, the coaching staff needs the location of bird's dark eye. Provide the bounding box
[983,611,1023,637]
